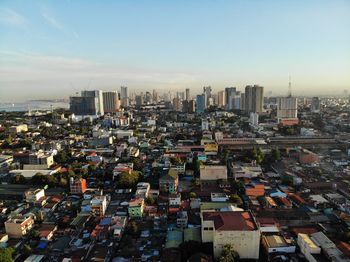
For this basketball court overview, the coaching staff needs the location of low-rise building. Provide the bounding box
[200,165,227,181]
[25,188,45,203]
[201,211,260,259]
[128,198,144,217]
[91,195,108,216]
[70,178,87,194]
[159,168,179,193]
[9,124,28,134]
[135,182,150,198]
[262,235,296,254]
[177,211,188,228]
[5,216,34,238]
[169,193,181,206]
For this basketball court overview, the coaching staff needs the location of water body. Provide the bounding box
[0,101,69,112]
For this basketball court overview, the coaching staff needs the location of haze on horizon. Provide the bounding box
[0,0,350,102]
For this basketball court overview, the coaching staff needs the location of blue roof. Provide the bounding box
[37,241,47,249]
[99,217,112,226]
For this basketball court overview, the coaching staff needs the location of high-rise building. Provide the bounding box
[217,91,225,108]
[177,91,185,101]
[225,87,236,110]
[145,91,152,104]
[182,100,195,113]
[185,88,190,101]
[173,97,182,111]
[103,91,120,113]
[135,94,144,106]
[244,85,264,113]
[240,93,245,111]
[81,90,104,115]
[311,97,320,112]
[203,86,212,107]
[196,94,206,114]
[70,90,104,116]
[120,86,129,107]
[277,97,298,121]
[152,89,158,104]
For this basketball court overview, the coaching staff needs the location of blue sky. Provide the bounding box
[0,0,349,101]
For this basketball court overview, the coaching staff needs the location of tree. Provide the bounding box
[218,245,240,262]
[145,196,156,205]
[271,148,281,162]
[126,221,140,237]
[23,244,32,256]
[118,171,141,188]
[10,174,26,184]
[229,194,243,206]
[0,247,14,262]
[132,157,143,171]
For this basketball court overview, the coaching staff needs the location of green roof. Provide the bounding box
[165,229,183,248]
[52,236,71,251]
[70,213,90,227]
[184,228,201,242]
[160,168,178,181]
[200,202,233,211]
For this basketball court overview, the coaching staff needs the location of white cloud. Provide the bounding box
[0,7,29,28]
[41,7,64,31]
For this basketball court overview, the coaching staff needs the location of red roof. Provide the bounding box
[202,211,257,231]
[291,226,319,235]
[337,241,350,258]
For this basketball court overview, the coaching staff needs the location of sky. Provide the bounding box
[0,0,350,102]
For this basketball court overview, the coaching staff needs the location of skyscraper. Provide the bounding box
[244,85,264,113]
[217,91,225,108]
[225,87,236,110]
[135,94,144,106]
[173,97,182,111]
[185,88,190,101]
[120,86,129,107]
[203,86,212,108]
[81,90,104,115]
[153,89,158,104]
[70,90,104,116]
[196,94,206,114]
[277,97,298,122]
[103,91,120,113]
[311,97,320,112]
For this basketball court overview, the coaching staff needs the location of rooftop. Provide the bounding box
[202,211,258,231]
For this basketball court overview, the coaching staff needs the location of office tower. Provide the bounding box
[277,96,298,122]
[135,94,144,106]
[240,93,245,111]
[70,90,104,116]
[311,97,320,112]
[201,119,209,130]
[233,91,241,110]
[217,91,225,108]
[182,100,196,114]
[120,86,129,107]
[249,112,259,126]
[103,91,120,113]
[70,96,97,116]
[203,86,212,108]
[177,91,185,101]
[196,94,206,113]
[185,88,190,101]
[173,97,182,111]
[244,85,264,113]
[152,89,158,104]
[145,91,152,104]
[182,100,195,113]
[225,87,237,110]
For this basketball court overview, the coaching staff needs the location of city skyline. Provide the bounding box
[1,0,350,101]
